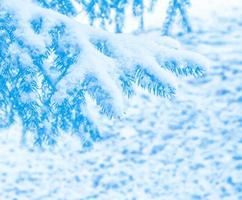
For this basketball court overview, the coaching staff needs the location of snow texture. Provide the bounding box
[0,0,207,145]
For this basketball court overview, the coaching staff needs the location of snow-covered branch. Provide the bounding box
[0,0,208,145]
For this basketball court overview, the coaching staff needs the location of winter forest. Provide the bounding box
[0,0,242,199]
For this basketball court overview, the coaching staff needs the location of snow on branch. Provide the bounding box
[0,0,208,145]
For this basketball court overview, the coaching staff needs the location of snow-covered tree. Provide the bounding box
[0,0,208,146]
[79,0,192,33]
[80,0,191,35]
[35,0,192,33]
[132,0,145,31]
[162,0,192,35]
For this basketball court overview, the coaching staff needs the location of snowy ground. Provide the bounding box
[0,1,242,200]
